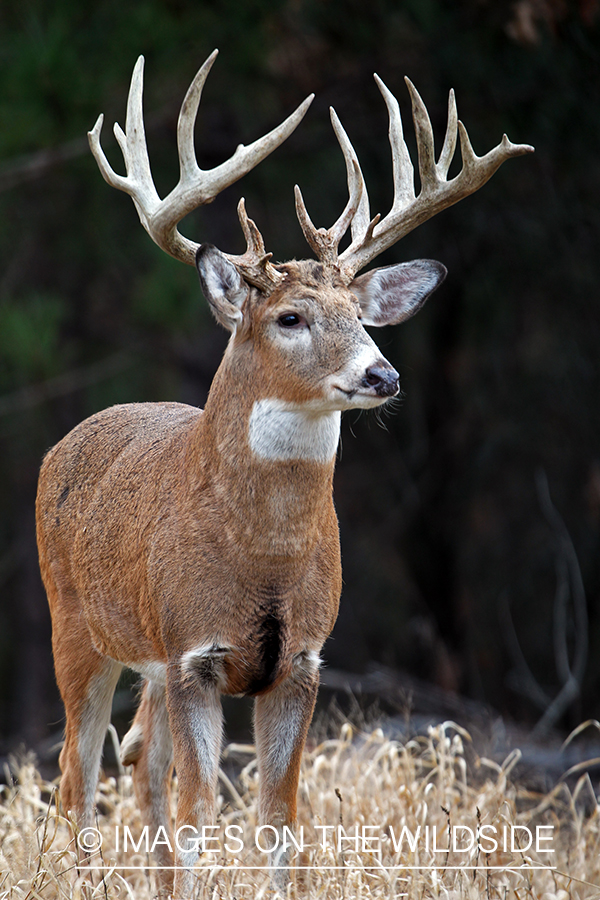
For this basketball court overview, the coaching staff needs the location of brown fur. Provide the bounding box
[35,263,383,898]
[36,239,443,897]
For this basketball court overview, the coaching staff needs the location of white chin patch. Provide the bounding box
[248,400,341,462]
[334,391,389,410]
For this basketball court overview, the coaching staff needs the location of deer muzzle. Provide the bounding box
[363,363,400,397]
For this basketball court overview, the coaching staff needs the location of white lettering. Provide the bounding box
[511,826,533,853]
[453,826,475,853]
[315,825,335,850]
[150,825,173,854]
[122,824,150,853]
[536,826,555,853]
[224,824,244,853]
[389,825,420,853]
[176,825,201,854]
[255,825,279,853]
[478,825,498,853]
[282,826,304,852]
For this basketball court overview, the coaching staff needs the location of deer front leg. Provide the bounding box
[120,680,174,898]
[254,651,320,894]
[166,655,224,900]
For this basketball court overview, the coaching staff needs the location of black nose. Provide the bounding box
[363,364,400,397]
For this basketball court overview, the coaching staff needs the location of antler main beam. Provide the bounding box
[295,76,534,282]
[88,51,313,289]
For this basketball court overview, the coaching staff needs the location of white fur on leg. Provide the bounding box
[77,659,123,816]
[257,650,321,783]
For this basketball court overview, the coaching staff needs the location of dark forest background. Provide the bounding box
[0,0,598,756]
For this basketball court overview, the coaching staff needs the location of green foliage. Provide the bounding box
[0,293,68,383]
[132,253,209,332]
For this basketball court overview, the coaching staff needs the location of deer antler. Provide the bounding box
[294,76,534,282]
[88,51,314,290]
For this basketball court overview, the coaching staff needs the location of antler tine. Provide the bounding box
[404,77,438,195]
[294,151,364,268]
[328,148,364,247]
[293,108,367,269]
[89,52,314,285]
[234,198,283,292]
[338,77,534,280]
[237,197,268,258]
[88,114,125,191]
[329,108,371,243]
[437,88,458,180]
[177,49,219,180]
[155,87,316,249]
[89,57,161,227]
[374,74,415,211]
[122,56,154,187]
[294,184,326,261]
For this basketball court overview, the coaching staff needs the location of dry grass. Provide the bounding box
[1,720,600,899]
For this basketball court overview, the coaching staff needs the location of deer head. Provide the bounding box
[88,51,533,374]
[88,51,534,450]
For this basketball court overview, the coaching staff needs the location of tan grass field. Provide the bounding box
[1,721,599,899]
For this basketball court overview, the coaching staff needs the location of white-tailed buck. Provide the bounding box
[36,50,532,898]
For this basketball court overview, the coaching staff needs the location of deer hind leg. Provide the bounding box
[40,544,123,829]
[53,631,122,828]
[254,650,320,893]
[166,648,225,900]
[120,679,174,898]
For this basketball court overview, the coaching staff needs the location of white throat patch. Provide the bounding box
[248,399,341,463]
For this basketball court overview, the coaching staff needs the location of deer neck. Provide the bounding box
[190,350,340,558]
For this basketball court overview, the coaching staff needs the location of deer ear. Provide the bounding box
[350,260,447,327]
[196,244,250,332]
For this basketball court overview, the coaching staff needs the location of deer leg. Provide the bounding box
[120,679,174,898]
[254,651,320,893]
[40,546,123,830]
[53,627,122,828]
[166,658,224,900]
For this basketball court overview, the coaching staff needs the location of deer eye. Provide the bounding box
[278,313,305,328]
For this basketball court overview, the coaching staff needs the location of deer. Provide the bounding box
[36,49,533,899]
